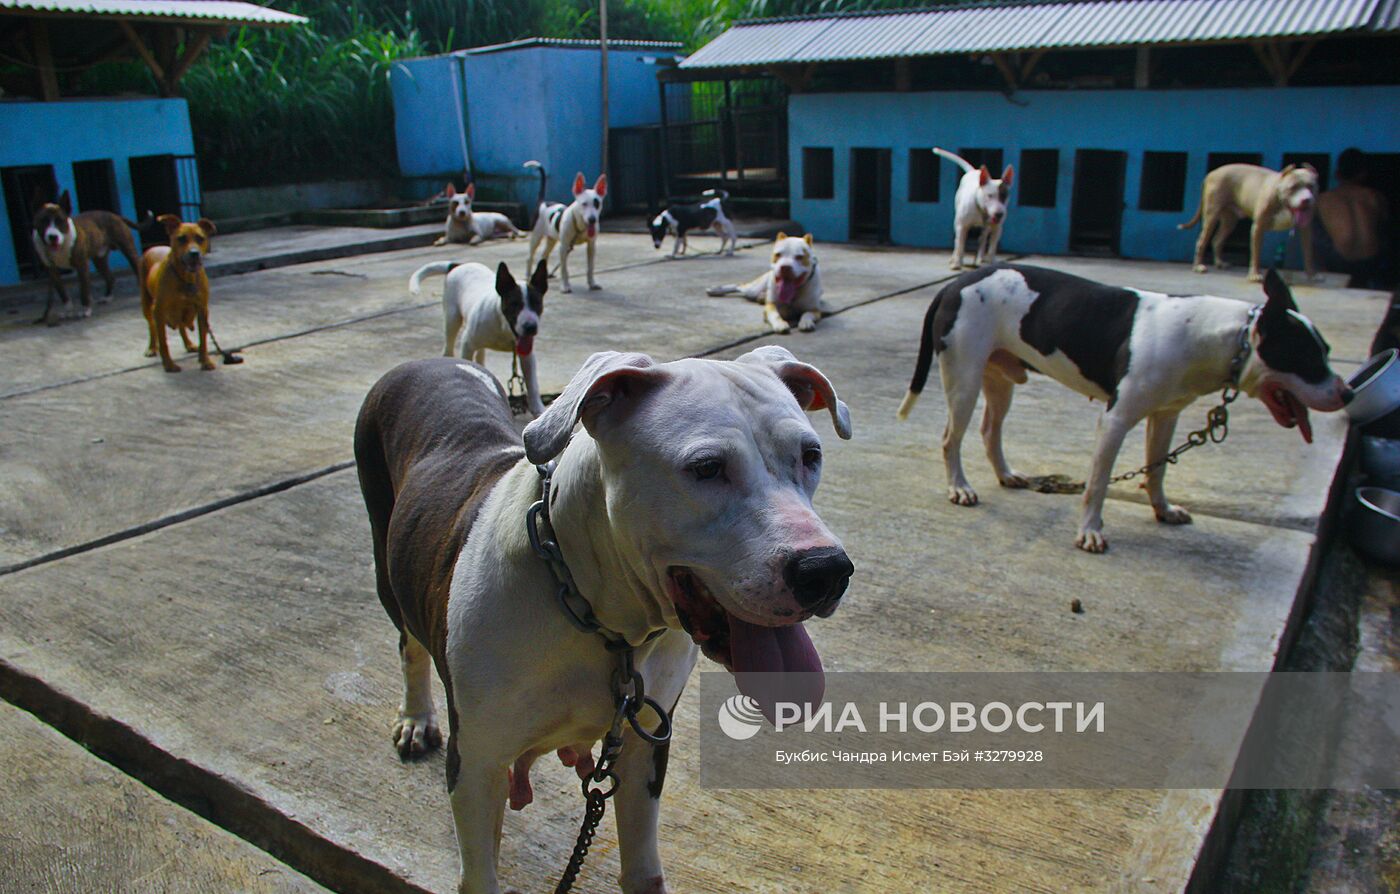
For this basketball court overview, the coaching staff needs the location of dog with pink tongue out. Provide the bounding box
[355,343,852,894]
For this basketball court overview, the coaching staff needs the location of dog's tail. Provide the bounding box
[701,188,730,201]
[524,160,546,226]
[1178,196,1203,230]
[121,210,156,230]
[932,147,975,175]
[897,290,945,420]
[409,261,457,295]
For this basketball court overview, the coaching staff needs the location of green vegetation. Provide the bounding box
[79,0,972,189]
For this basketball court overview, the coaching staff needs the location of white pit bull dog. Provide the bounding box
[525,160,605,293]
[355,345,853,894]
[409,257,549,417]
[434,183,524,246]
[1179,162,1320,283]
[707,232,830,333]
[934,148,1014,271]
[897,264,1349,553]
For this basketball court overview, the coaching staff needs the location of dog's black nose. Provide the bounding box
[785,547,853,616]
[520,320,538,336]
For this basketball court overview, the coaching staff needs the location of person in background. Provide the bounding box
[1315,148,1393,289]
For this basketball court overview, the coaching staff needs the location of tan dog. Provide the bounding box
[1180,162,1319,282]
[141,215,218,372]
[706,232,830,333]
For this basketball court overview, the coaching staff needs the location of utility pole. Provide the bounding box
[600,0,610,195]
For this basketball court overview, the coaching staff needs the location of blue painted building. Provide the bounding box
[391,38,683,208]
[0,0,305,286]
[677,1,1400,269]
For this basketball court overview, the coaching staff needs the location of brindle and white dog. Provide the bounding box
[898,263,1350,553]
[355,345,854,894]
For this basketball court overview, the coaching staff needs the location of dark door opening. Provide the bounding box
[1069,149,1127,256]
[73,159,119,214]
[2,164,58,278]
[130,154,180,246]
[849,147,891,244]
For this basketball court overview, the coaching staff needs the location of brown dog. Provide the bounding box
[31,190,144,325]
[1180,163,1320,282]
[141,215,218,372]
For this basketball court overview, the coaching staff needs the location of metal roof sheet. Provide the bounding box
[679,0,1396,70]
[0,0,306,25]
[457,37,683,56]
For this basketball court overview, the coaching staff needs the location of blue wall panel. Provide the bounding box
[790,86,1400,264]
[0,98,195,285]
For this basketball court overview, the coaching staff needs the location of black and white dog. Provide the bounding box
[897,264,1350,553]
[649,189,737,258]
[524,160,605,294]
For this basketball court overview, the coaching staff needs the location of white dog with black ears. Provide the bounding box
[933,148,1014,271]
[524,160,605,293]
[707,232,830,333]
[434,183,524,246]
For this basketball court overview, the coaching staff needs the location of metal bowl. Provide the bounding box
[1351,486,1400,565]
[1359,436,1400,488]
[1345,349,1400,426]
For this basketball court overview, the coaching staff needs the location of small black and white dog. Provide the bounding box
[898,263,1350,553]
[649,189,737,258]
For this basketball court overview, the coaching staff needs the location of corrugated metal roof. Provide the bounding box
[680,0,1397,70]
[458,37,683,56]
[0,0,306,25]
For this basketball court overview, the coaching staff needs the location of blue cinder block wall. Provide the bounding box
[0,98,196,286]
[789,86,1400,263]
[392,45,677,208]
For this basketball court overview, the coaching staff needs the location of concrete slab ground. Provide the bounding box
[0,700,327,894]
[0,229,1387,893]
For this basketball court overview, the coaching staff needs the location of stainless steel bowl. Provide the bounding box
[1352,486,1400,565]
[1345,349,1400,426]
[1359,436,1400,488]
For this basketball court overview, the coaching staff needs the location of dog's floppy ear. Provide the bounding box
[979,166,990,186]
[58,190,71,215]
[1261,268,1298,316]
[736,345,852,440]
[572,172,586,197]
[523,351,661,464]
[1002,165,1014,186]
[446,183,456,198]
[157,214,182,235]
[530,258,549,296]
[494,261,515,297]
[466,182,475,200]
[196,218,217,238]
[593,174,607,198]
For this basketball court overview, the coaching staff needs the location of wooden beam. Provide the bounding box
[1285,37,1317,81]
[1134,46,1150,89]
[767,64,813,93]
[1250,40,1283,85]
[989,53,1018,92]
[29,19,60,101]
[1019,48,1047,83]
[167,28,213,88]
[119,20,166,83]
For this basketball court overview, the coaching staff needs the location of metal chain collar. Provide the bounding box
[1109,306,1259,485]
[525,463,673,894]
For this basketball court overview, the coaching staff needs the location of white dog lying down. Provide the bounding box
[706,232,831,333]
[434,182,524,246]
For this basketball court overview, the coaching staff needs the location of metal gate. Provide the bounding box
[608,126,665,214]
[659,78,787,202]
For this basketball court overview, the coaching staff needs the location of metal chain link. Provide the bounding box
[507,353,529,416]
[1109,387,1238,483]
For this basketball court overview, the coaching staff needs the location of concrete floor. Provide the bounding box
[0,230,1387,893]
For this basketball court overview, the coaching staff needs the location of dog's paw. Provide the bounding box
[1192,264,1208,274]
[1155,504,1192,525]
[163,362,182,373]
[798,317,817,332]
[589,282,602,291]
[624,877,669,894]
[706,286,732,296]
[1246,272,1263,283]
[1074,529,1108,553]
[393,712,442,760]
[770,322,792,335]
[948,485,979,507]
[561,285,573,294]
[949,261,964,271]
[998,471,1030,489]
[199,358,216,371]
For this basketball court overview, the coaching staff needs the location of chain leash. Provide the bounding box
[526,464,672,894]
[507,353,528,416]
[1108,305,1259,485]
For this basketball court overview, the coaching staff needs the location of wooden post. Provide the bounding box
[600,0,610,189]
[29,19,60,101]
[1134,47,1150,89]
[894,58,910,92]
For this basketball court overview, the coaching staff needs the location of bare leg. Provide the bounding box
[981,370,1027,487]
[393,632,442,758]
[1144,410,1191,524]
[940,353,983,506]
